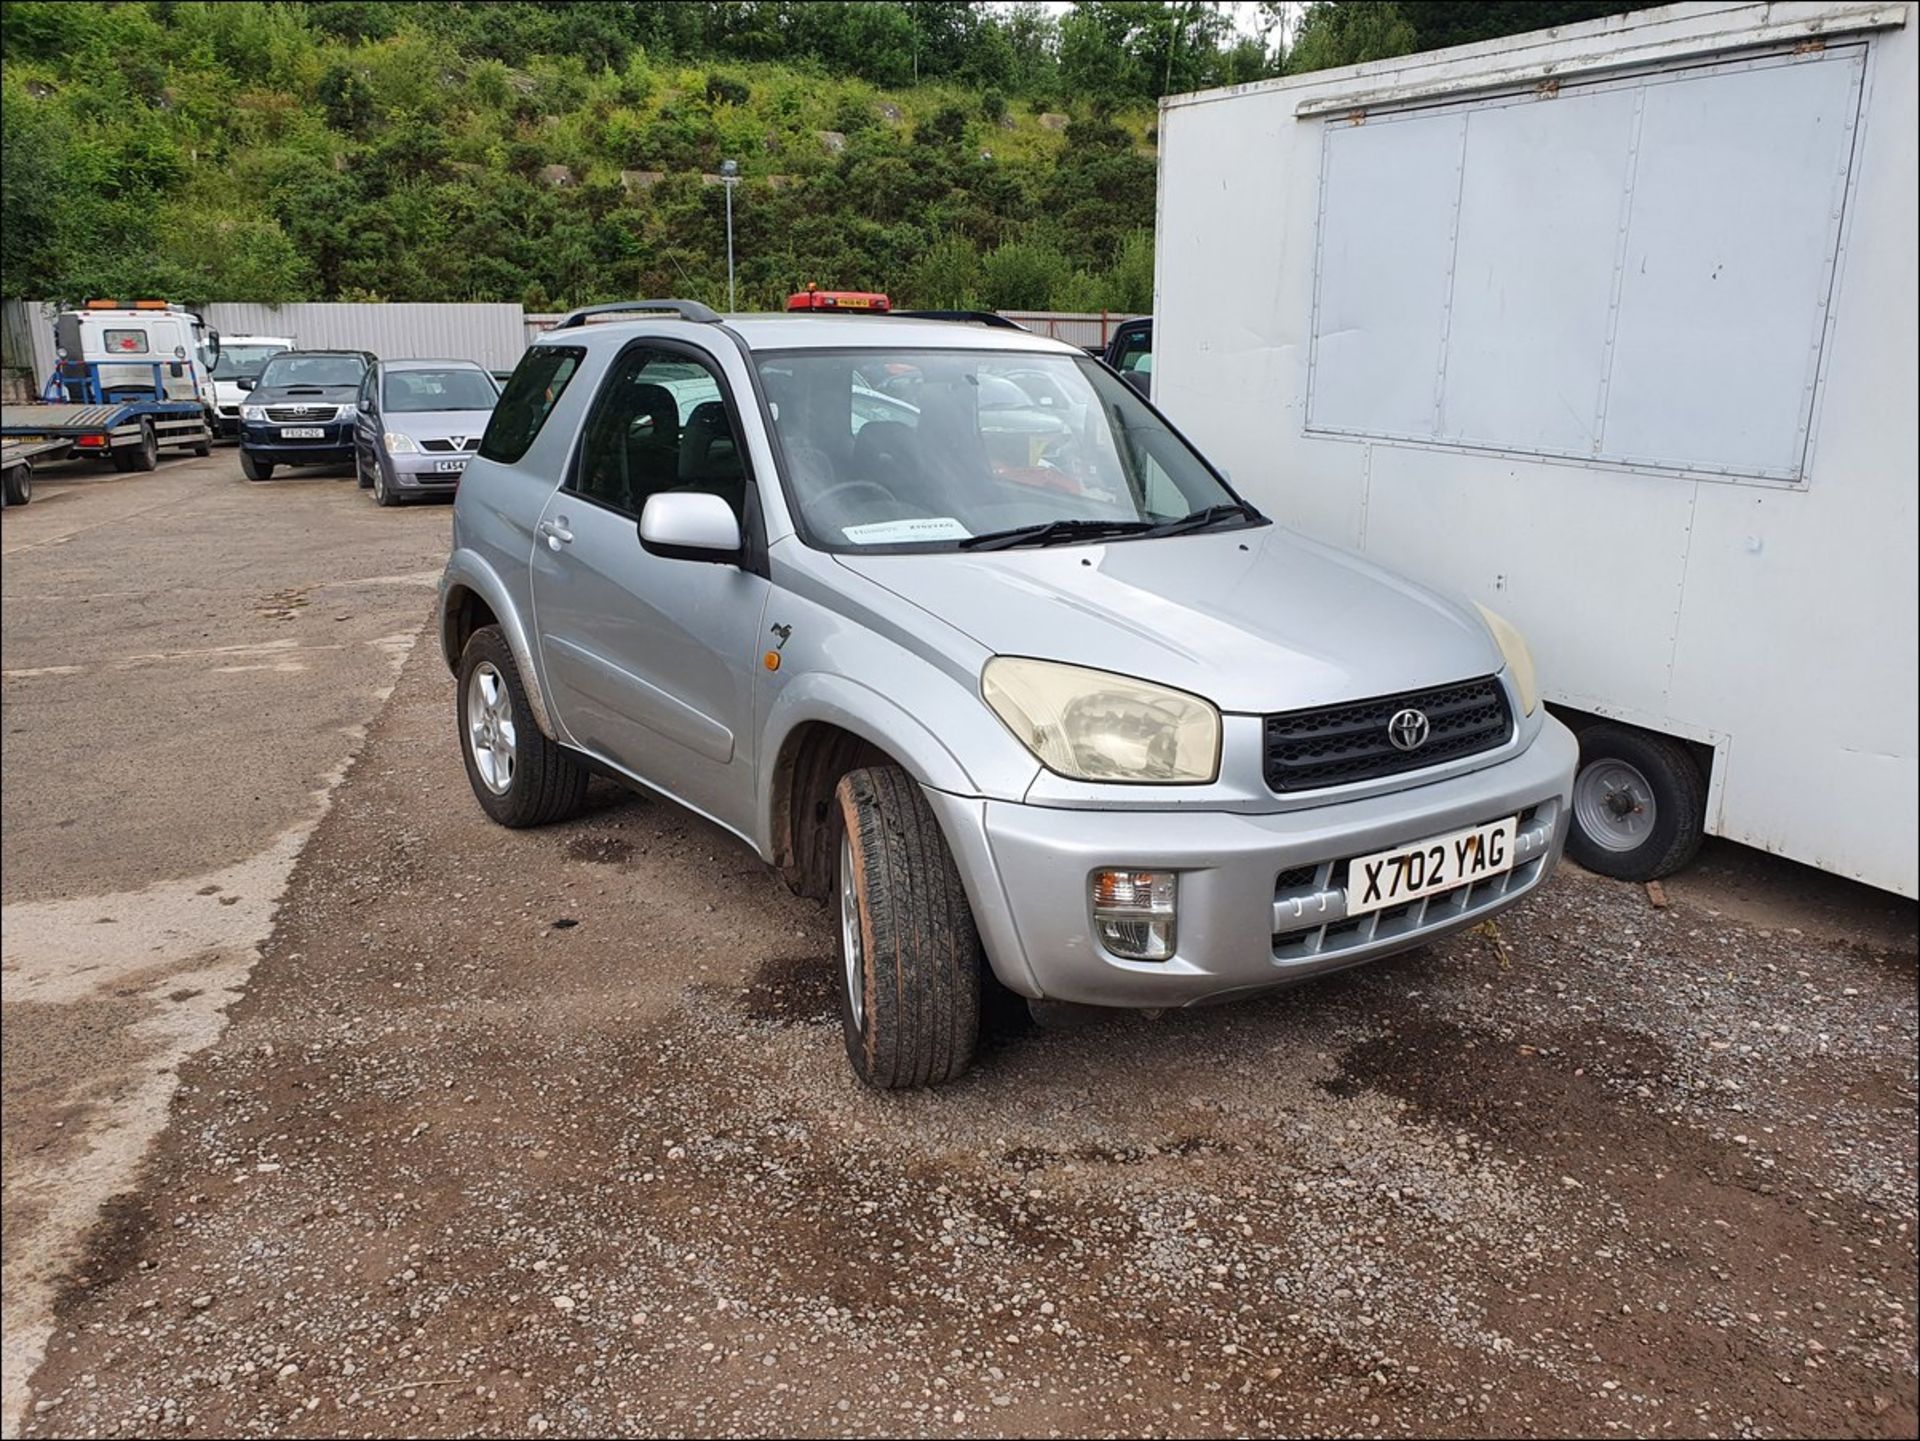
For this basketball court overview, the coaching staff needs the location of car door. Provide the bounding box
[528,338,771,837]
[353,363,380,472]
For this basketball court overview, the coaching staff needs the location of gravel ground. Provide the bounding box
[17,638,1918,1439]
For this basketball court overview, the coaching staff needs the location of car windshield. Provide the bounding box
[210,345,285,380]
[256,354,365,389]
[384,368,498,412]
[758,349,1251,550]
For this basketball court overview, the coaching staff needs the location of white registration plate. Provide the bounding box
[434,458,467,474]
[1347,816,1516,917]
[280,426,325,439]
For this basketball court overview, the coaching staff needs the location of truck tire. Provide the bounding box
[833,765,983,1089]
[191,426,212,458]
[240,450,273,482]
[1566,723,1706,882]
[456,625,588,828]
[2,463,29,507]
[125,420,159,473]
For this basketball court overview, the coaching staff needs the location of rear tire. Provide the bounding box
[833,765,983,1089]
[2,464,29,507]
[240,450,273,482]
[1566,723,1706,881]
[456,625,588,828]
[126,419,159,472]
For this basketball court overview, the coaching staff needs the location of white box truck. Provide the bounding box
[1152,0,1917,897]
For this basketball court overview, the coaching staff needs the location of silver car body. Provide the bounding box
[439,314,1576,1007]
[355,358,499,494]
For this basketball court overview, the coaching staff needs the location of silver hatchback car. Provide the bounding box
[438,301,1577,1088]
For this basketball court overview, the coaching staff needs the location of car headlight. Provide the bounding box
[240,405,266,422]
[982,657,1220,783]
[383,431,420,454]
[1475,604,1539,715]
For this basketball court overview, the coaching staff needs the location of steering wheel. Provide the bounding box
[810,480,900,511]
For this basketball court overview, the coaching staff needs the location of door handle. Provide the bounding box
[538,517,574,548]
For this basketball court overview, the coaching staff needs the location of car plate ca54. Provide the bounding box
[1347,816,1517,916]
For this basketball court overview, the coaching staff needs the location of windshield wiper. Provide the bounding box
[957,517,1158,551]
[1140,501,1267,538]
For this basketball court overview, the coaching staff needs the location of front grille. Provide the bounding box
[421,437,481,453]
[265,405,339,422]
[1263,676,1512,793]
[216,405,239,417]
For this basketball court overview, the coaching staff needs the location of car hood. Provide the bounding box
[249,383,361,406]
[833,525,1503,715]
[382,409,495,443]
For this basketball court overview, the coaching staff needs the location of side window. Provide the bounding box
[479,345,584,464]
[569,347,746,521]
[359,366,377,411]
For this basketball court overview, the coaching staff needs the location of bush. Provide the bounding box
[705,72,751,109]
[980,238,1070,311]
[902,234,984,310]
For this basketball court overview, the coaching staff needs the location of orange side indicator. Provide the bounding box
[763,651,781,671]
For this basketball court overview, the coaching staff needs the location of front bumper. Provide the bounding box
[238,418,354,464]
[387,452,470,490]
[927,716,1578,1007]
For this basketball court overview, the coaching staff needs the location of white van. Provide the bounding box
[208,335,295,436]
[1152,2,1918,899]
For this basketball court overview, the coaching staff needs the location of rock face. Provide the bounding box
[1038,112,1069,132]
[817,130,847,155]
[875,102,903,125]
[619,169,665,193]
[540,164,575,188]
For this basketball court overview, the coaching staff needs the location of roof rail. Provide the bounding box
[552,299,721,329]
[890,310,1028,331]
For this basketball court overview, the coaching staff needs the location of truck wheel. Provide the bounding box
[2,463,29,507]
[833,765,983,1089]
[126,420,159,473]
[240,450,273,482]
[1567,723,1706,882]
[456,625,588,828]
[191,427,212,458]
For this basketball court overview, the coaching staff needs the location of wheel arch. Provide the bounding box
[438,550,558,740]
[761,677,977,900]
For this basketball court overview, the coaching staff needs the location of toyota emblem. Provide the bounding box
[1387,708,1431,751]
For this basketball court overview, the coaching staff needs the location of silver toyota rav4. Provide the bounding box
[438,300,1578,1088]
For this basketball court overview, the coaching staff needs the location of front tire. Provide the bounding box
[355,448,374,490]
[1566,723,1706,881]
[833,765,983,1089]
[372,458,396,507]
[240,450,273,482]
[456,625,588,828]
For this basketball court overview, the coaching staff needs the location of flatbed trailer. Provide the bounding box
[1,359,211,484]
[0,434,73,507]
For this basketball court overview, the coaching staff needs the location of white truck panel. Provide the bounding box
[1156,1,1917,896]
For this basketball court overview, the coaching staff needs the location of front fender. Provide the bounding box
[438,548,557,741]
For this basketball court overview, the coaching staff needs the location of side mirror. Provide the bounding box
[236,376,255,391]
[639,491,741,563]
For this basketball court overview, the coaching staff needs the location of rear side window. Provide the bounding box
[103,329,149,354]
[481,346,585,464]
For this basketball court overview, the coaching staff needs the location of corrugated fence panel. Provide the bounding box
[203,303,529,370]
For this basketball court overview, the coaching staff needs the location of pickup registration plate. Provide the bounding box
[280,426,325,439]
[434,458,467,474]
[1346,816,1516,916]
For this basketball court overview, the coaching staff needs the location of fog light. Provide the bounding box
[1091,869,1177,960]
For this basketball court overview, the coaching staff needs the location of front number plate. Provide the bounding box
[434,458,467,474]
[280,426,325,439]
[1346,816,1517,917]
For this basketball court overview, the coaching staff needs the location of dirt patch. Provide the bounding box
[14,641,1918,1439]
[563,834,635,866]
[738,954,839,1026]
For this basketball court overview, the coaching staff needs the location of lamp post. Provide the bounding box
[720,159,739,313]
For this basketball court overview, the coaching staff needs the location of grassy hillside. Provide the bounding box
[1,2,1160,312]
